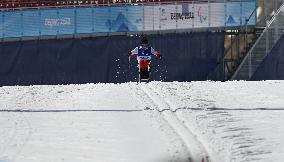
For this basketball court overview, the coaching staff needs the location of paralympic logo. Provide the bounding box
[168,6,207,24]
[198,7,207,23]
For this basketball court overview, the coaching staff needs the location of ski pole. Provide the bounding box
[128,52,132,69]
[128,56,131,69]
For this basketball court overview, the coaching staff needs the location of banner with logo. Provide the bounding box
[144,1,256,30]
[0,6,144,38]
[0,1,255,39]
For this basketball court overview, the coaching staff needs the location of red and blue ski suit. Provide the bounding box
[129,46,161,70]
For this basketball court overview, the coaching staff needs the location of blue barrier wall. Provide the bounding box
[251,34,284,80]
[0,1,255,39]
[0,32,224,86]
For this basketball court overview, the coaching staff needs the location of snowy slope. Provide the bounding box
[0,81,284,162]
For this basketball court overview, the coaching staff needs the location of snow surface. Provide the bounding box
[0,81,284,162]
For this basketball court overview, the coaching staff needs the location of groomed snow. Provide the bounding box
[0,81,284,162]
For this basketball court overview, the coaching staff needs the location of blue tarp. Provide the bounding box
[0,32,224,86]
[251,34,284,80]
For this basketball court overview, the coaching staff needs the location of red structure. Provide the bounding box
[0,0,210,9]
[0,0,99,9]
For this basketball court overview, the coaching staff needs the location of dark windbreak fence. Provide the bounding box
[0,32,224,86]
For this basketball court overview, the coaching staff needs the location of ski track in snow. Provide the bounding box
[149,81,284,162]
[129,83,191,162]
[136,83,209,162]
[0,113,32,162]
[150,84,211,162]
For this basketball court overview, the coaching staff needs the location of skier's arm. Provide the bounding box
[151,47,161,59]
[128,47,138,57]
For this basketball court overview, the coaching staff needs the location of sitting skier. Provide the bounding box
[128,36,161,81]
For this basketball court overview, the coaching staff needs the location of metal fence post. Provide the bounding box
[109,5,111,33]
[92,4,95,36]
[237,31,240,61]
[224,0,227,28]
[275,17,279,43]
[208,0,211,27]
[38,8,41,39]
[193,1,195,28]
[2,11,5,39]
[159,4,161,32]
[248,51,252,78]
[20,9,23,39]
[142,2,145,32]
[245,16,247,50]
[265,21,269,54]
[74,7,77,37]
[175,2,178,30]
[240,1,243,26]
[56,7,59,38]
[231,33,233,59]
[0,10,1,40]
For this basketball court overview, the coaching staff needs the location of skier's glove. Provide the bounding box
[155,52,161,60]
[128,51,132,57]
